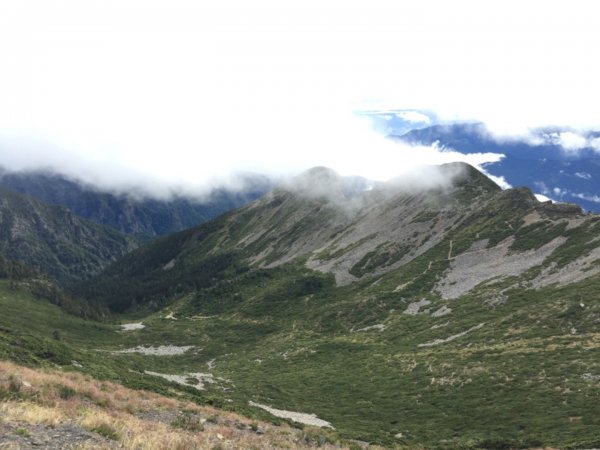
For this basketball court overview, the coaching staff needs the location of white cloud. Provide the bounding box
[589,138,600,153]
[0,0,599,195]
[482,172,511,190]
[575,172,592,180]
[555,132,588,152]
[573,193,600,203]
[534,181,550,196]
[394,111,432,124]
[534,194,552,203]
[0,116,504,197]
[515,131,597,154]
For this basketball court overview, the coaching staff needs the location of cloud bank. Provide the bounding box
[0,1,598,197]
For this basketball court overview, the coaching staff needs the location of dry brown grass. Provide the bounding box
[0,361,357,449]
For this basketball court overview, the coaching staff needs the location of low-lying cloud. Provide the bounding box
[526,131,600,154]
[0,112,504,199]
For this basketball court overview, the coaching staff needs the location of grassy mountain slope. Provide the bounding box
[4,163,600,448]
[0,188,136,285]
[0,169,272,237]
[0,289,358,449]
[0,255,107,319]
[78,163,500,310]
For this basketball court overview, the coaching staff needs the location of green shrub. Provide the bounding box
[301,428,336,446]
[15,427,30,437]
[8,375,22,395]
[57,384,76,399]
[91,423,119,440]
[171,413,205,432]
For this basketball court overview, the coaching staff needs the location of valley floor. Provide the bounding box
[2,270,600,449]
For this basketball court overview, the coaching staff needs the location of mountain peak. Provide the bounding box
[283,167,370,202]
[299,166,340,180]
[439,162,502,192]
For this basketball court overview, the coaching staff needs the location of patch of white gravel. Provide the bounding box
[113,345,194,356]
[418,323,485,347]
[431,306,452,317]
[483,294,508,307]
[119,322,145,331]
[248,401,334,428]
[404,299,431,315]
[162,259,176,270]
[521,211,542,226]
[565,217,588,230]
[394,281,410,292]
[467,238,490,252]
[354,323,386,332]
[530,245,600,288]
[436,236,566,299]
[145,371,216,390]
[582,373,600,382]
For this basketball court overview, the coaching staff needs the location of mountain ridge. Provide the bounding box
[0,168,272,237]
[77,162,501,309]
[78,162,596,313]
[0,187,137,285]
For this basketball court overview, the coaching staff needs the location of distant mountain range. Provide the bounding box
[397,122,600,211]
[361,110,600,213]
[0,169,272,237]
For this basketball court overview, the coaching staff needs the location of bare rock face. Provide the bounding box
[530,245,600,288]
[404,299,432,315]
[435,236,567,299]
[236,163,497,285]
